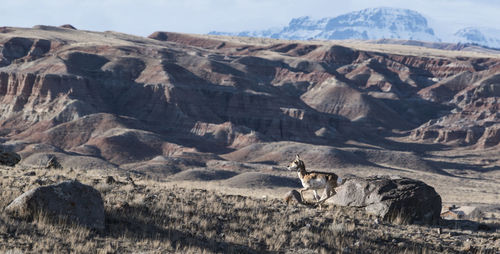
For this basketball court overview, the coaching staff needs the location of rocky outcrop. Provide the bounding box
[411,73,500,147]
[330,175,442,225]
[5,180,105,230]
[59,24,77,30]
[0,37,51,64]
[477,124,500,148]
[0,151,21,166]
[148,31,169,41]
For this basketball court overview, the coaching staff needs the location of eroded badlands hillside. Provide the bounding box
[0,25,499,180]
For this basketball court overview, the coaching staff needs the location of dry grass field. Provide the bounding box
[1,165,499,254]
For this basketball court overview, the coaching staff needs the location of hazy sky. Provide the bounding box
[0,0,498,37]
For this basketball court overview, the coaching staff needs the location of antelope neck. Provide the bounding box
[298,165,308,177]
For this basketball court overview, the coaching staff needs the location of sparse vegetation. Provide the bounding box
[1,166,499,253]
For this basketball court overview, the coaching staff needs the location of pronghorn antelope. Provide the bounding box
[287,154,338,204]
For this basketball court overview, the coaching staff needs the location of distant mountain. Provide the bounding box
[210,7,441,42]
[453,27,500,49]
[210,7,500,49]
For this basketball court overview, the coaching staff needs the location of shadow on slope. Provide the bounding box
[170,168,238,181]
[222,172,301,189]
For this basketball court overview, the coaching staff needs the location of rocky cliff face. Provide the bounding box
[0,26,499,170]
[413,68,500,147]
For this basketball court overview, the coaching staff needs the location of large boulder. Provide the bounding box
[0,151,21,166]
[330,175,442,225]
[5,180,105,230]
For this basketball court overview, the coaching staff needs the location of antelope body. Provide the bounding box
[287,155,338,204]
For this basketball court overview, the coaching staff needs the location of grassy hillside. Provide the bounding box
[0,166,498,253]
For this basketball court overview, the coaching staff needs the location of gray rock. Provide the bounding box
[0,151,21,166]
[5,180,105,230]
[330,175,441,225]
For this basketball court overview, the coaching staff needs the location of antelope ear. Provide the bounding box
[295,154,300,160]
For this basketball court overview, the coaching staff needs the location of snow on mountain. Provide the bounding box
[452,27,500,49]
[210,27,282,39]
[210,7,441,42]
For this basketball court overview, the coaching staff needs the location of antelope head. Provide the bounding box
[287,154,305,171]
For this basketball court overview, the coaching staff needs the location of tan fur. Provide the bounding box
[287,154,338,205]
